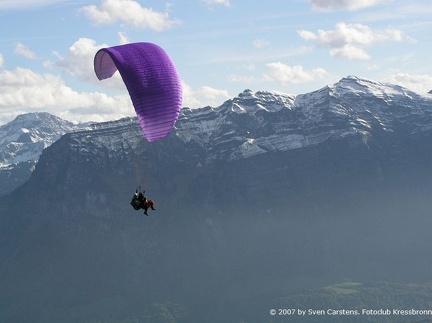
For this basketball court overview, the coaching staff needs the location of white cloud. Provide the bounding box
[81,0,180,31]
[53,38,124,88]
[384,73,432,95]
[198,86,230,101]
[118,31,129,45]
[308,23,401,47]
[182,82,230,108]
[297,30,317,41]
[204,0,231,8]
[181,82,201,109]
[330,44,370,60]
[299,22,403,60]
[0,53,3,68]
[264,63,327,85]
[53,37,100,81]
[252,38,270,49]
[309,0,388,11]
[14,42,36,60]
[53,36,128,83]
[0,67,133,124]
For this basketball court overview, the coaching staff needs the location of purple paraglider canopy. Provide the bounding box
[94,42,182,142]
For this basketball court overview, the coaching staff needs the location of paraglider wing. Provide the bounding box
[94,42,182,142]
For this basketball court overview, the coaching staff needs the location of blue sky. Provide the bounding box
[0,0,431,124]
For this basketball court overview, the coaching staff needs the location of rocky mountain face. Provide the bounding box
[1,76,432,322]
[0,112,86,196]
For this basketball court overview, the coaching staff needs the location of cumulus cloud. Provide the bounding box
[182,81,230,108]
[198,86,230,101]
[14,42,36,60]
[330,44,370,60]
[54,38,105,81]
[81,0,180,31]
[309,0,388,11]
[384,73,432,95]
[53,35,128,84]
[181,82,201,109]
[0,67,132,124]
[53,37,125,89]
[299,22,403,60]
[0,53,3,68]
[264,63,327,85]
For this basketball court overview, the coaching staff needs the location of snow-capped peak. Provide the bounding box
[176,76,432,163]
[332,75,421,100]
[0,112,83,168]
[224,89,296,114]
[3,76,432,174]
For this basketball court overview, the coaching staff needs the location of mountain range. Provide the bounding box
[2,76,431,196]
[0,112,88,196]
[1,76,432,322]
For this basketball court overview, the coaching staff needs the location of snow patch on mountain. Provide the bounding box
[177,77,432,162]
[13,76,432,196]
[176,106,219,145]
[0,112,85,168]
[3,76,432,170]
[67,117,143,159]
